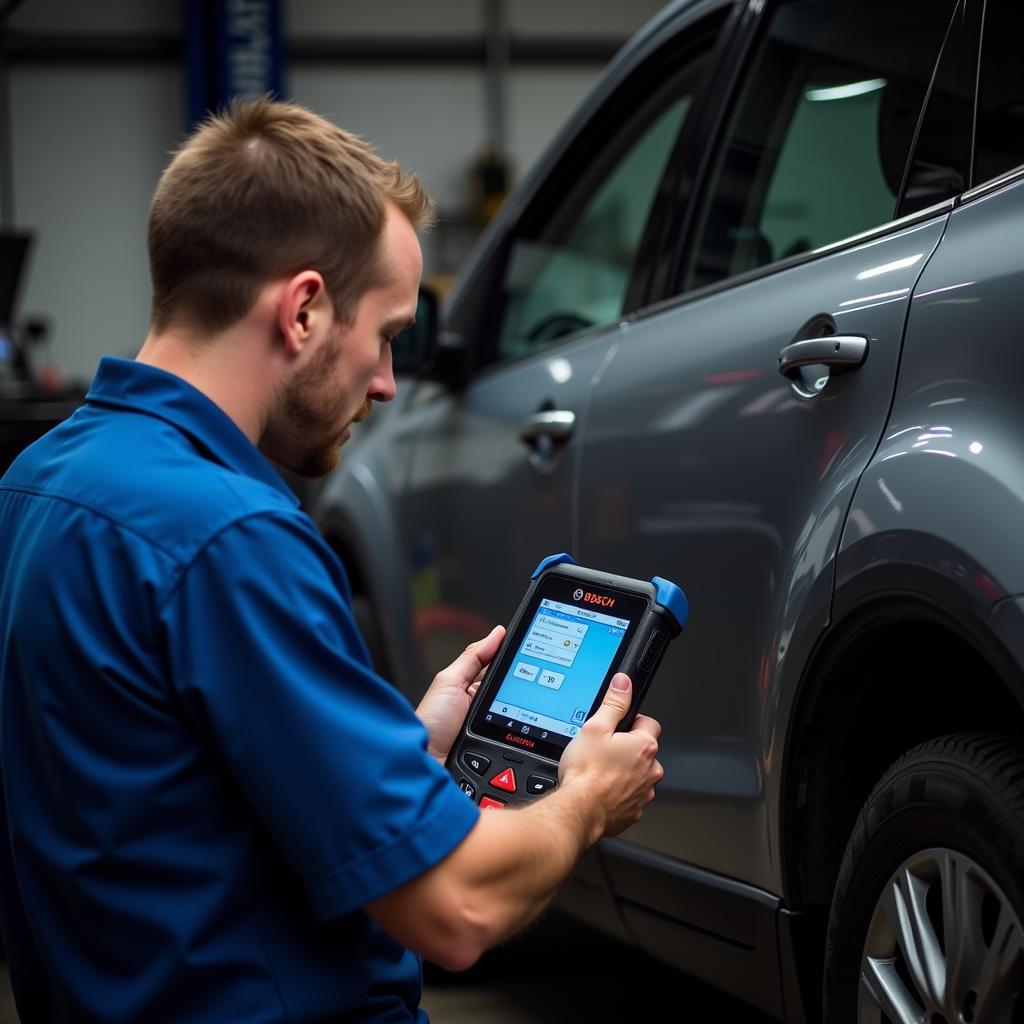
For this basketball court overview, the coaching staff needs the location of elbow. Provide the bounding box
[429,941,485,974]
[421,901,496,973]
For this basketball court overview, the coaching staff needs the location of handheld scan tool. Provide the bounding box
[446,553,689,808]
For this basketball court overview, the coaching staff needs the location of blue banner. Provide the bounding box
[186,0,284,130]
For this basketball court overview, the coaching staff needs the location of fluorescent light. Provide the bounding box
[806,78,886,102]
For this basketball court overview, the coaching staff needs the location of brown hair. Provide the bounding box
[148,97,434,335]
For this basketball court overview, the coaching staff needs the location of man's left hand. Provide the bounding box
[416,625,505,763]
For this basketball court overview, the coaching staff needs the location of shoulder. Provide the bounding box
[166,506,355,631]
[4,403,302,566]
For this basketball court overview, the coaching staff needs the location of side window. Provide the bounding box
[493,48,711,364]
[899,0,978,218]
[684,0,956,291]
[974,0,1024,186]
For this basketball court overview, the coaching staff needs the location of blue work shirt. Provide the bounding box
[0,356,479,1023]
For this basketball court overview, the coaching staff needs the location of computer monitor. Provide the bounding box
[0,233,32,329]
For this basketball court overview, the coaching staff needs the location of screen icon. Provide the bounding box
[572,708,587,724]
[537,669,565,690]
[513,661,539,682]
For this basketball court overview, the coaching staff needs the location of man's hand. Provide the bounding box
[416,625,505,763]
[373,669,662,971]
[558,673,663,841]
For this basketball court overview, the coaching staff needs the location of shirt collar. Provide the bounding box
[86,356,299,506]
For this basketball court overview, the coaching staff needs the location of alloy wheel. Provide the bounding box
[858,847,1024,1024]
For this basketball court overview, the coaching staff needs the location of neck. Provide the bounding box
[135,323,272,445]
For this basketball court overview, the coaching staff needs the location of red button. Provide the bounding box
[479,796,506,810]
[489,768,517,793]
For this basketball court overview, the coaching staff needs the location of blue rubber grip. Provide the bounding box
[652,576,689,631]
[531,552,577,578]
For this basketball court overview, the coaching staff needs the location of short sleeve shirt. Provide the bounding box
[0,356,479,1023]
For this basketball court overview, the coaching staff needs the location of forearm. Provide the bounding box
[370,677,661,971]
[448,782,603,938]
[368,782,603,970]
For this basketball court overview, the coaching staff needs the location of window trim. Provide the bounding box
[959,162,1024,205]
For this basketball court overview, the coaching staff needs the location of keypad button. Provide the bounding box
[489,767,517,793]
[462,751,491,776]
[457,779,476,799]
[479,796,506,810]
[525,775,556,796]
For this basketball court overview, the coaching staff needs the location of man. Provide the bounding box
[0,99,662,1022]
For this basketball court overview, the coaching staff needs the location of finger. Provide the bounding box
[585,673,632,733]
[468,679,482,697]
[446,625,505,685]
[630,713,662,740]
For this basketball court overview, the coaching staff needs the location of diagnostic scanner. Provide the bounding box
[446,553,688,808]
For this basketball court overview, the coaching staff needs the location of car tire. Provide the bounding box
[823,732,1024,1023]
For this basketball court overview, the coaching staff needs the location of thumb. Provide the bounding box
[445,625,505,685]
[585,673,632,733]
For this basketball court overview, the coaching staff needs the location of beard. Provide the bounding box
[278,328,369,479]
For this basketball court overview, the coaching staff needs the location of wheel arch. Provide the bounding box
[781,582,1024,917]
[773,577,1024,1016]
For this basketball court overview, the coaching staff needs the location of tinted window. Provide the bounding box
[684,0,956,291]
[974,0,1024,186]
[494,52,708,363]
[899,0,978,217]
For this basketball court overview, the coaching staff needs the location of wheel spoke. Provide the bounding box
[882,866,946,1007]
[972,901,1024,1020]
[861,956,927,1024]
[938,849,988,1013]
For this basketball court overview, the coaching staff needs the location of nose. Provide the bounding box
[368,345,397,403]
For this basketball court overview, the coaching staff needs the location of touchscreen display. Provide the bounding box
[481,597,632,748]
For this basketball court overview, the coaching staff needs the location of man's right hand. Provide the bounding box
[557,673,663,842]
[367,672,663,972]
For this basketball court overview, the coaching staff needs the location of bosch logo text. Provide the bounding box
[583,592,616,608]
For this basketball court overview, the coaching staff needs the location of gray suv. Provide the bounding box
[314,0,1024,1019]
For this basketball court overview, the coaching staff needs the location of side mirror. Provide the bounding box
[392,285,469,389]
[392,286,439,375]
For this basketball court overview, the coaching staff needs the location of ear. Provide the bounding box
[277,270,329,356]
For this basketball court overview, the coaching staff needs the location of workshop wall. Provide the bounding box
[2,0,664,384]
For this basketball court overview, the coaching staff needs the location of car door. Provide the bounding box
[394,6,732,680]
[576,0,965,916]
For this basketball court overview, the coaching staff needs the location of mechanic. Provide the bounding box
[0,98,663,1023]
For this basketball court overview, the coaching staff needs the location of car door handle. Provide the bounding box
[777,335,869,378]
[519,409,576,445]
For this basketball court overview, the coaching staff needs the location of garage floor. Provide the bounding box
[424,912,776,1022]
[0,913,777,1022]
